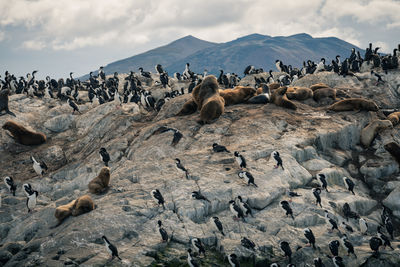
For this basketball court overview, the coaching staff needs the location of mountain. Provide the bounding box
[81,33,363,79]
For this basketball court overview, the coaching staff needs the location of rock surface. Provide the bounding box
[1,71,400,266]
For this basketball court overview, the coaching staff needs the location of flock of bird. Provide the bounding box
[1,42,399,266]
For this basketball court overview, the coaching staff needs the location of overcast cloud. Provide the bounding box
[0,0,399,79]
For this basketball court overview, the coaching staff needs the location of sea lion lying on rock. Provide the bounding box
[310,83,329,91]
[360,119,392,147]
[54,195,95,227]
[88,167,110,194]
[387,112,400,126]
[270,86,297,110]
[384,142,400,164]
[313,88,336,102]
[2,120,46,145]
[328,98,378,112]
[218,86,256,106]
[286,87,313,101]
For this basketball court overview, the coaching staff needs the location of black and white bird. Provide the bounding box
[153,126,183,146]
[191,191,210,202]
[241,237,256,250]
[102,235,122,261]
[332,256,345,267]
[303,228,316,249]
[31,156,48,176]
[234,151,247,169]
[26,190,38,213]
[155,64,164,74]
[384,217,394,240]
[228,253,240,267]
[317,173,328,192]
[377,226,394,250]
[329,240,340,257]
[270,263,280,267]
[212,143,230,153]
[343,177,355,195]
[175,158,189,179]
[139,67,151,78]
[312,188,322,207]
[4,176,17,196]
[157,220,168,242]
[191,238,206,256]
[325,212,339,233]
[280,200,294,220]
[371,70,384,84]
[237,171,258,187]
[279,241,292,263]
[314,257,325,267]
[151,189,165,209]
[187,249,199,267]
[99,147,110,166]
[272,151,284,169]
[341,234,356,257]
[369,236,382,256]
[212,216,225,236]
[23,183,33,197]
[340,221,354,232]
[237,196,253,217]
[359,218,368,235]
[67,98,81,114]
[229,200,245,221]
[286,189,301,202]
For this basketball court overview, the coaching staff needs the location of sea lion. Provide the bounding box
[248,84,270,104]
[270,86,297,110]
[267,82,281,91]
[54,195,95,227]
[387,112,400,126]
[286,87,313,101]
[328,98,379,112]
[176,98,198,116]
[360,119,392,147]
[384,142,400,164]
[199,94,225,124]
[310,83,329,91]
[192,75,220,109]
[54,199,75,225]
[2,120,46,145]
[219,86,256,106]
[313,88,336,102]
[88,167,110,194]
[0,89,16,117]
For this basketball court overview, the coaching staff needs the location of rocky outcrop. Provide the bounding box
[1,71,400,266]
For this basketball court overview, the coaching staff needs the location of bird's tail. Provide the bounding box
[117,256,122,261]
[312,243,316,249]
[291,214,294,220]
[253,183,258,188]
[221,231,225,236]
[162,203,165,210]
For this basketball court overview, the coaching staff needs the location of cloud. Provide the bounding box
[22,39,46,50]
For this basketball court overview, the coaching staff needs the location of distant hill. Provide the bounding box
[80,33,363,80]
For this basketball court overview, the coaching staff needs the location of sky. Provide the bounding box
[1,0,399,80]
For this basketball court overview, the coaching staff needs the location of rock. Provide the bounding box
[382,187,400,219]
[0,250,12,265]
[43,114,74,133]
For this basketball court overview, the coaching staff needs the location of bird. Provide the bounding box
[191,191,210,202]
[151,189,165,209]
[341,234,356,257]
[26,190,38,213]
[4,176,17,196]
[343,177,355,195]
[138,67,151,79]
[67,98,81,114]
[241,237,256,250]
[316,173,328,192]
[325,213,339,233]
[234,151,247,169]
[332,256,345,267]
[237,196,253,217]
[153,126,183,146]
[312,188,322,207]
[212,217,225,236]
[384,217,394,240]
[313,257,325,267]
[175,158,189,179]
[280,200,294,220]
[191,238,206,256]
[99,148,110,166]
[272,151,284,169]
[157,220,168,242]
[377,226,394,250]
[228,253,240,267]
[270,263,280,267]
[212,143,230,153]
[237,171,258,187]
[279,241,292,263]
[102,235,122,261]
[31,156,48,176]
[286,189,301,202]
[229,200,245,221]
[340,221,354,233]
[23,183,33,197]
[359,218,368,235]
[187,249,199,267]
[303,228,316,249]
[329,240,340,257]
[369,236,382,256]
[155,64,164,74]
[371,70,384,84]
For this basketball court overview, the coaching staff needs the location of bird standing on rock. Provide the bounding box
[272,151,284,169]
[229,200,245,221]
[67,98,81,114]
[280,200,294,220]
[31,156,48,176]
[212,143,230,153]
[157,220,168,242]
[4,176,17,196]
[175,158,189,179]
[212,216,225,236]
[237,171,258,187]
[234,151,247,169]
[99,148,110,166]
[151,189,165,209]
[102,235,122,261]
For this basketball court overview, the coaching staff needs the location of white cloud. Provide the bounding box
[22,39,46,50]
[375,41,391,53]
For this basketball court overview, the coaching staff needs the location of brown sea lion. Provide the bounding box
[328,98,378,112]
[286,87,313,101]
[219,86,256,106]
[387,111,400,126]
[270,86,297,110]
[310,83,329,91]
[2,120,46,145]
[384,142,400,164]
[88,167,110,194]
[313,88,336,102]
[360,119,392,147]
[54,195,95,227]
[176,98,197,116]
